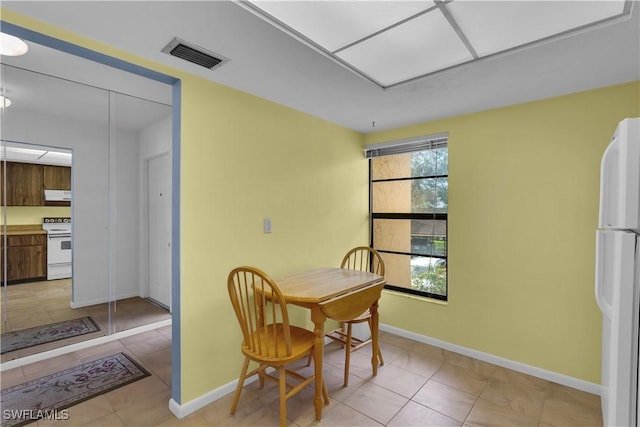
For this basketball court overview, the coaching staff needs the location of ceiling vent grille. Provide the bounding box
[162,37,229,70]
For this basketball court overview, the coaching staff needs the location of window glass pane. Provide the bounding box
[411,235,447,257]
[411,147,448,176]
[372,180,412,213]
[373,219,412,253]
[372,153,412,180]
[373,218,447,256]
[412,177,448,213]
[411,255,447,297]
[412,220,447,256]
[377,252,447,297]
[373,178,447,213]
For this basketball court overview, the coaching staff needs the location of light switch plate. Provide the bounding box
[264,218,272,234]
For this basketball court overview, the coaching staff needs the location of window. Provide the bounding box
[366,134,448,300]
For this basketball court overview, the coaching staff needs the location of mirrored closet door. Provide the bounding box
[1,37,172,362]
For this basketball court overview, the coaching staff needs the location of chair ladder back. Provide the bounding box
[341,246,385,276]
[228,266,292,358]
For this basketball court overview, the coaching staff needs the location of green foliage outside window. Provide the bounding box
[411,260,447,296]
[411,148,448,213]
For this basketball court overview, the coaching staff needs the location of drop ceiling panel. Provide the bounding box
[249,0,435,52]
[337,8,473,86]
[448,1,626,57]
[244,0,632,89]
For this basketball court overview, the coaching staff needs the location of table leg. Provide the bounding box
[370,300,380,376]
[311,307,327,420]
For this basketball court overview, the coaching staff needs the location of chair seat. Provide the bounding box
[242,323,315,364]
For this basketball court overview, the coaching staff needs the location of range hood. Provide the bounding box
[44,189,71,202]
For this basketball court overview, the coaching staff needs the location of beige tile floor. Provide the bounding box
[1,327,603,427]
[1,279,171,362]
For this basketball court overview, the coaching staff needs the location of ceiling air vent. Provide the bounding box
[162,37,229,70]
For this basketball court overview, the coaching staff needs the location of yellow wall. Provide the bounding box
[366,81,640,383]
[4,206,71,225]
[1,9,368,403]
[178,78,368,400]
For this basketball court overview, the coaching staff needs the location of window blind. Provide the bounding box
[364,132,448,158]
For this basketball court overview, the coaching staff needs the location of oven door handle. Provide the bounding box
[48,234,71,239]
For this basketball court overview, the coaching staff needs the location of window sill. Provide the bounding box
[383,289,448,306]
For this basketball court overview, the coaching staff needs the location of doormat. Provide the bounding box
[0,352,150,427]
[1,317,100,354]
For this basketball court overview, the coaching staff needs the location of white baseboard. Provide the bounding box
[70,292,142,308]
[169,323,601,418]
[169,383,236,419]
[379,323,602,396]
[169,370,264,419]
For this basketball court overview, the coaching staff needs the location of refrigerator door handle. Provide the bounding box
[599,137,619,229]
[595,231,613,317]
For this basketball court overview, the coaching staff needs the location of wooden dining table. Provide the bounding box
[274,267,386,421]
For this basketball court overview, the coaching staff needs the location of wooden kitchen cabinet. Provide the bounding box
[0,162,44,206]
[0,162,71,206]
[43,165,71,190]
[43,165,72,206]
[1,233,47,284]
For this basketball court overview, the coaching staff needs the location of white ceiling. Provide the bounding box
[1,41,173,132]
[2,1,639,134]
[1,40,172,164]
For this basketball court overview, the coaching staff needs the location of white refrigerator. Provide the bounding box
[596,117,640,427]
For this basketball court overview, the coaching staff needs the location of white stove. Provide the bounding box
[42,217,72,280]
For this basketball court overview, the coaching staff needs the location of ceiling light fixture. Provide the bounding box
[0,96,12,109]
[0,33,29,56]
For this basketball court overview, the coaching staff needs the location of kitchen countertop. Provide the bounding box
[4,224,47,235]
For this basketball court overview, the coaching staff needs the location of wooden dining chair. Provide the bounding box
[326,246,386,386]
[227,266,328,427]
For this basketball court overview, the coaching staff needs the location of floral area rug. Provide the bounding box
[0,352,150,427]
[1,317,100,354]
